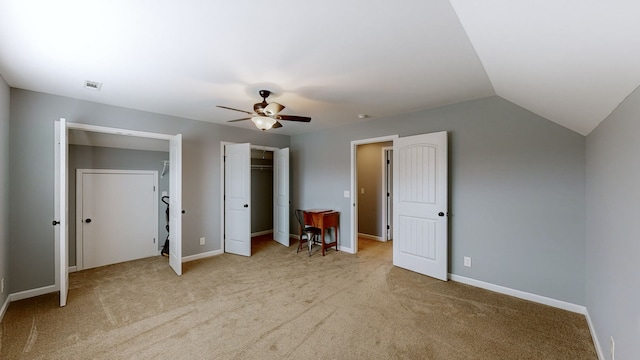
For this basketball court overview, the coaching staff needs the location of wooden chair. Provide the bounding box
[295,209,321,256]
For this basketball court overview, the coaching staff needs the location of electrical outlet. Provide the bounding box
[463,256,472,267]
[199,237,205,245]
[360,188,365,194]
[610,336,615,360]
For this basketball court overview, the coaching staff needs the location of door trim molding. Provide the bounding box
[67,122,173,140]
[75,169,158,271]
[381,146,392,242]
[349,135,398,254]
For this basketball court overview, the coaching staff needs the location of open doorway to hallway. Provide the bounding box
[351,135,397,254]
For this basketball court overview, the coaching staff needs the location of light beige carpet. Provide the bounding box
[0,237,597,359]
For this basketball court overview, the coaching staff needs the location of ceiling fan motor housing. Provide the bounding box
[258,89,271,100]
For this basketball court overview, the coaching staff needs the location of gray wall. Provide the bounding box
[585,85,640,359]
[251,160,274,234]
[68,145,171,266]
[0,75,9,307]
[8,89,289,293]
[290,96,586,305]
[357,142,391,237]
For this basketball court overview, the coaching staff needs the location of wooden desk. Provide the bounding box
[304,209,339,256]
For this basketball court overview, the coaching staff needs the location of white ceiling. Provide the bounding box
[1,1,638,136]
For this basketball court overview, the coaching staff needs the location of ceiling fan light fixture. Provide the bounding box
[251,116,277,131]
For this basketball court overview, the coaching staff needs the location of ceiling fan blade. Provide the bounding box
[227,117,251,122]
[272,121,283,129]
[216,105,254,115]
[264,102,285,116]
[275,115,311,122]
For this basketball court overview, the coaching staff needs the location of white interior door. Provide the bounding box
[78,171,157,270]
[225,143,251,256]
[55,118,69,307]
[273,147,290,246]
[393,131,448,281]
[169,134,183,275]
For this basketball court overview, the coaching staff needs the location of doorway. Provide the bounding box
[55,119,183,307]
[350,132,449,282]
[351,135,397,254]
[220,142,290,256]
[250,149,274,237]
[355,142,393,244]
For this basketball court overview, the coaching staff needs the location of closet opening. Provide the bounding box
[221,142,290,257]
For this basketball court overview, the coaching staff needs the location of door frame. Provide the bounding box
[219,142,289,253]
[75,169,159,271]
[55,121,182,306]
[349,135,398,254]
[381,146,393,241]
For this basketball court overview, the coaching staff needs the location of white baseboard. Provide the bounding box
[251,229,273,237]
[9,284,57,302]
[584,309,605,360]
[339,245,355,254]
[449,274,586,314]
[0,294,10,323]
[68,266,77,273]
[182,250,223,263]
[358,233,385,241]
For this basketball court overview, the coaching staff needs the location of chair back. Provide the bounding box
[295,209,306,229]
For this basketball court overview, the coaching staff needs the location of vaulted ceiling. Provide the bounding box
[1,1,638,135]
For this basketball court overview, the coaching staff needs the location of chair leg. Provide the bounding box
[297,235,306,253]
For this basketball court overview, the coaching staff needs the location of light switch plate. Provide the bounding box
[344,191,350,198]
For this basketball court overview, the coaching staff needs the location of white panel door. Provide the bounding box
[273,147,290,246]
[79,171,156,270]
[393,131,448,281]
[169,134,183,275]
[225,143,251,256]
[55,118,69,307]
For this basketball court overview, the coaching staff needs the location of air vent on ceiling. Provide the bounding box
[84,80,102,91]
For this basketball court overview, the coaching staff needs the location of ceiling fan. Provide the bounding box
[217,90,311,131]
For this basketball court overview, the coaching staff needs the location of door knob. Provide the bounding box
[438,212,445,217]
[244,204,249,208]
[85,218,92,223]
[52,220,60,226]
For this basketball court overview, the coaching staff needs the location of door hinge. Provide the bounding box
[153,237,156,244]
[387,225,390,229]
[387,159,390,164]
[387,192,390,197]
[153,185,156,192]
